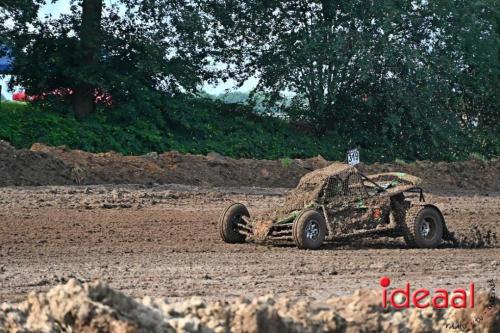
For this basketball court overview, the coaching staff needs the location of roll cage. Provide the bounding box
[319,170,425,207]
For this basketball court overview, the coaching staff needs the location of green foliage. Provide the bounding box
[394,159,408,166]
[0,99,498,162]
[1,1,498,162]
[0,101,27,111]
[0,0,41,24]
[162,97,345,160]
[468,153,486,162]
[205,0,499,159]
[1,0,214,117]
[281,158,293,168]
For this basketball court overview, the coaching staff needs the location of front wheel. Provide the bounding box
[292,210,326,249]
[403,206,444,248]
[218,203,249,243]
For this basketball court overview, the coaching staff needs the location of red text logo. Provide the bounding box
[380,276,474,309]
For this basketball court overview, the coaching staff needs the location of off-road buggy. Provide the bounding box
[219,163,454,249]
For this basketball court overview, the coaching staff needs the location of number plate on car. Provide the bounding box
[347,149,360,165]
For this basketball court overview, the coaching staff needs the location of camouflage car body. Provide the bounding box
[235,163,451,244]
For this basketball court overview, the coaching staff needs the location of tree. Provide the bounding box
[204,0,498,159]
[443,0,499,128]
[73,0,103,117]
[0,0,41,23]
[1,0,213,118]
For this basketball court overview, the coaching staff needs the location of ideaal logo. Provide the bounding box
[379,276,475,309]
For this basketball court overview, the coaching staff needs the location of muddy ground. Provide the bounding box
[0,183,498,304]
[0,141,499,331]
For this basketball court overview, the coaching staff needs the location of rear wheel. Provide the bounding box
[403,206,444,248]
[218,203,249,243]
[292,210,326,249]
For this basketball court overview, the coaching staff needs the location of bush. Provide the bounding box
[0,98,498,162]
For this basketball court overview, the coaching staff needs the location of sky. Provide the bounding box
[1,0,257,99]
[40,1,71,16]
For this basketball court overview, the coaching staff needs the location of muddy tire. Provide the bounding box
[292,210,326,250]
[403,206,444,248]
[218,203,249,243]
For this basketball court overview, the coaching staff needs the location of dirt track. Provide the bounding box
[1,184,498,304]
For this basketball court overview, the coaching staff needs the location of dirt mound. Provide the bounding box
[0,141,74,186]
[1,280,497,333]
[26,143,330,188]
[358,159,500,192]
[0,141,498,191]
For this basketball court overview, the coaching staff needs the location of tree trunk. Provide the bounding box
[73,84,95,118]
[73,0,102,118]
[320,0,334,23]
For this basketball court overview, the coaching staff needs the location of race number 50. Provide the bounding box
[347,149,360,166]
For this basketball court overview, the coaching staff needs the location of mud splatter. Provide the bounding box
[448,225,498,248]
[257,163,354,220]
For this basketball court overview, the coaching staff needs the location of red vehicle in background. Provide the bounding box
[12,90,27,101]
[10,88,112,105]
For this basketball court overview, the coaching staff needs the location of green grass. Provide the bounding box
[281,157,294,168]
[468,152,487,161]
[394,158,409,165]
[0,101,28,112]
